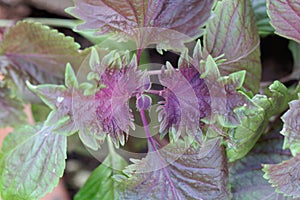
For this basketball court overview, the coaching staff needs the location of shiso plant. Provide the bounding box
[0,0,300,199]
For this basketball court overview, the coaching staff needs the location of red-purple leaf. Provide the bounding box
[267,0,300,43]
[158,62,210,138]
[120,138,230,199]
[0,21,88,89]
[67,0,214,50]
[204,0,261,93]
[230,132,292,199]
[263,155,300,198]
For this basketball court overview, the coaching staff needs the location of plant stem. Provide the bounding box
[0,18,78,28]
[139,109,156,150]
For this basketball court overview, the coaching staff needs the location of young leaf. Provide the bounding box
[263,155,300,198]
[230,132,292,199]
[0,86,27,128]
[227,81,291,161]
[280,94,300,156]
[119,138,230,199]
[204,0,262,93]
[267,0,300,43]
[67,0,214,50]
[74,141,127,200]
[157,62,211,138]
[0,124,67,200]
[0,21,87,89]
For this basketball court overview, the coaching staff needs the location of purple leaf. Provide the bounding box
[263,155,300,198]
[120,138,230,199]
[0,21,88,89]
[95,59,146,146]
[204,0,261,93]
[67,0,214,50]
[267,0,300,43]
[158,62,211,138]
[0,85,27,128]
[230,132,292,199]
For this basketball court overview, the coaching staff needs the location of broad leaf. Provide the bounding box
[119,138,230,200]
[68,0,214,50]
[0,21,87,92]
[251,0,274,36]
[75,140,127,200]
[267,0,300,43]
[227,81,291,161]
[204,0,262,93]
[0,85,27,128]
[263,155,300,198]
[0,125,67,200]
[230,132,293,199]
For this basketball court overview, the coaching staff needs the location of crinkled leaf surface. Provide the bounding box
[0,124,67,200]
[267,0,300,43]
[251,0,274,36]
[0,21,87,89]
[263,155,300,198]
[204,0,261,93]
[75,146,127,200]
[119,138,230,200]
[0,86,27,128]
[68,0,214,50]
[281,94,300,156]
[230,132,292,200]
[227,81,291,161]
[158,62,210,138]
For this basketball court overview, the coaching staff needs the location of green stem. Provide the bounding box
[107,136,116,155]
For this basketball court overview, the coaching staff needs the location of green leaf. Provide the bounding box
[267,0,300,43]
[281,95,300,156]
[75,141,127,200]
[0,20,88,91]
[227,81,291,161]
[204,0,262,93]
[251,0,274,36]
[119,138,230,199]
[0,124,67,200]
[230,132,292,199]
[0,85,27,128]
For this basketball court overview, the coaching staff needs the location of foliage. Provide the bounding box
[0,0,300,199]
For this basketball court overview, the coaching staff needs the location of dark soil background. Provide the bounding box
[0,1,296,199]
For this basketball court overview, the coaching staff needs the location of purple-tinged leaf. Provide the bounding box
[267,0,300,43]
[0,21,88,91]
[263,155,300,198]
[119,138,230,200]
[204,0,261,93]
[230,132,293,199]
[67,0,214,50]
[95,58,146,146]
[281,95,300,156]
[0,85,27,128]
[0,124,67,200]
[158,62,211,139]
